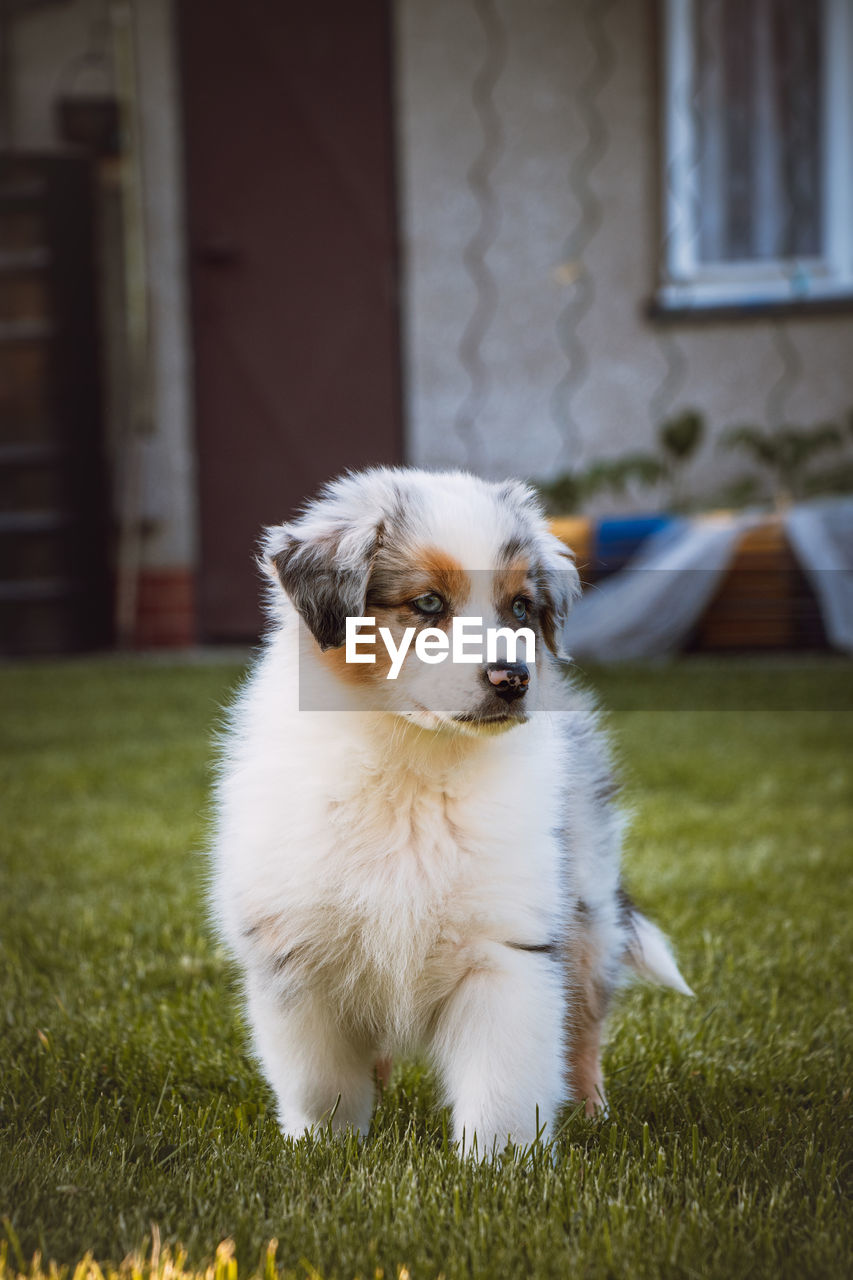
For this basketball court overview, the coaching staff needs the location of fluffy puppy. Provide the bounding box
[210,468,690,1154]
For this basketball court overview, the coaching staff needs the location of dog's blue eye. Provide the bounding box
[512,598,528,622]
[413,593,444,615]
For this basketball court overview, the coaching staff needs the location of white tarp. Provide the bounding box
[785,498,853,654]
[564,512,760,662]
[563,498,853,662]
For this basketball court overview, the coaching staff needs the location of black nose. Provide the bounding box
[485,662,530,702]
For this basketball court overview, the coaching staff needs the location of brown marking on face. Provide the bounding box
[417,547,470,607]
[368,546,471,617]
[318,608,398,686]
[492,560,533,614]
[319,595,447,687]
[319,641,386,686]
[316,546,473,687]
[493,561,530,597]
[491,559,542,640]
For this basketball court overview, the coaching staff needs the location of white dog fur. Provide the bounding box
[210,467,690,1154]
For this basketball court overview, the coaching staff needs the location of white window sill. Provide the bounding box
[650,279,853,321]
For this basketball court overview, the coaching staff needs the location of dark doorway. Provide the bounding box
[178,0,403,641]
[0,154,112,656]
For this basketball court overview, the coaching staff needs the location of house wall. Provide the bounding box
[394,0,853,507]
[7,0,852,651]
[7,0,196,642]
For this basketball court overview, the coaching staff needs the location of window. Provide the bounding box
[659,0,853,309]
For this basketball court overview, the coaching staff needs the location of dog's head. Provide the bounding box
[262,468,580,734]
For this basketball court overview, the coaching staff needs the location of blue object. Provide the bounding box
[593,515,675,572]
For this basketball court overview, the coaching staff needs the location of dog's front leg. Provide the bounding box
[428,951,566,1156]
[246,977,376,1140]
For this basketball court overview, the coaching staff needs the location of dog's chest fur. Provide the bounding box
[216,673,569,1049]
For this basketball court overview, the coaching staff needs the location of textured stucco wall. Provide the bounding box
[394,0,853,506]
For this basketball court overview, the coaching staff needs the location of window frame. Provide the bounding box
[657,0,853,311]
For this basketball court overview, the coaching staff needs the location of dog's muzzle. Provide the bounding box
[484,662,529,704]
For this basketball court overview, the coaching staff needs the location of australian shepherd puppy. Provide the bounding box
[210,467,690,1154]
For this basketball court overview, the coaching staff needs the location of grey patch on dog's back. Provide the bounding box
[270,949,299,975]
[594,773,620,806]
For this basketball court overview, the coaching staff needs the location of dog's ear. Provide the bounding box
[262,516,384,651]
[534,532,581,660]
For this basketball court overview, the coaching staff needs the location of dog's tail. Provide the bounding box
[624,908,694,996]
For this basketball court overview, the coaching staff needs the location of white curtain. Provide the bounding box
[563,513,761,663]
[785,499,853,654]
[694,0,822,264]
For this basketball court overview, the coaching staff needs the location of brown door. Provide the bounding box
[178,0,403,641]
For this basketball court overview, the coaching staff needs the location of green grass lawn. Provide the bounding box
[1,657,851,1280]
